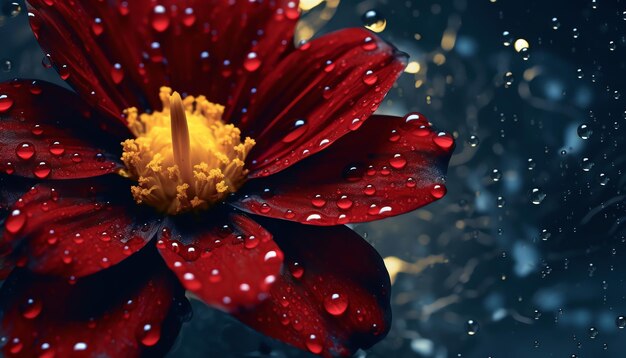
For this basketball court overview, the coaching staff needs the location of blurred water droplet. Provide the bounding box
[2,2,21,17]
[466,319,479,335]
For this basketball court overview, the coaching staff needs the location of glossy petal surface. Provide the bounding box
[157,213,283,312]
[26,0,299,120]
[0,80,124,179]
[1,179,162,279]
[0,249,187,358]
[235,219,391,357]
[233,114,454,225]
[244,28,407,177]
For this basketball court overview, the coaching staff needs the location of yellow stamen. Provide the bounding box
[120,87,255,215]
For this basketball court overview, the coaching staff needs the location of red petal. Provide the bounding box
[0,249,188,357]
[233,114,454,225]
[234,219,391,357]
[242,28,407,178]
[0,80,125,179]
[1,179,161,279]
[157,213,283,312]
[25,0,299,120]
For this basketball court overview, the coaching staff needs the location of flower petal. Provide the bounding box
[157,213,283,312]
[0,248,188,357]
[233,114,454,225]
[234,219,391,357]
[1,178,162,279]
[242,28,407,178]
[0,80,125,179]
[25,0,300,119]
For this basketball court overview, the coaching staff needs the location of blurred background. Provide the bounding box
[2,0,625,357]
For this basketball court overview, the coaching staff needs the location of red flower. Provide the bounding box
[0,1,454,357]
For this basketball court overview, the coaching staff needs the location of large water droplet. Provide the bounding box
[16,142,35,160]
[324,293,349,316]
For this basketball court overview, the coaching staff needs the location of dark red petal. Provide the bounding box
[25,0,299,120]
[0,248,188,357]
[242,28,407,178]
[0,80,125,180]
[157,213,283,312]
[234,219,391,357]
[233,114,454,225]
[1,178,162,279]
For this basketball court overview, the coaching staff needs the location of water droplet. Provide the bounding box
[4,209,26,234]
[362,36,378,51]
[289,262,304,279]
[503,71,515,88]
[33,161,51,178]
[1,59,12,72]
[530,188,546,205]
[49,141,65,156]
[282,118,307,143]
[16,142,35,160]
[0,94,14,112]
[311,194,326,208]
[467,135,480,147]
[92,17,103,36]
[551,17,560,30]
[182,7,196,26]
[540,229,551,241]
[182,272,201,290]
[433,132,454,150]
[59,65,70,80]
[431,184,447,199]
[362,9,386,33]
[348,118,363,131]
[490,169,502,182]
[363,184,376,196]
[305,334,323,354]
[342,163,364,182]
[581,157,594,172]
[244,235,259,249]
[589,327,599,339]
[324,293,348,315]
[151,5,170,32]
[2,2,21,17]
[390,153,407,169]
[577,123,592,139]
[363,70,378,85]
[244,52,261,72]
[20,297,42,319]
[466,319,479,335]
[138,323,161,346]
[111,63,124,84]
[496,196,506,208]
[616,316,626,329]
[336,195,353,210]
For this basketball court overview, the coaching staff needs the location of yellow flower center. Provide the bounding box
[120,87,255,215]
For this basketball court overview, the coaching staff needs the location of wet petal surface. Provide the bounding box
[233,114,454,225]
[157,213,283,312]
[235,218,391,357]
